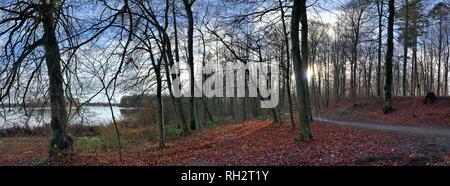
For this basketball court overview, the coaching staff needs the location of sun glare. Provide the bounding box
[306,68,313,81]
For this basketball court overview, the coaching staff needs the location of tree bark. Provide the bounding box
[148,40,166,148]
[167,1,190,134]
[402,1,409,96]
[292,0,312,141]
[41,0,73,156]
[376,0,384,96]
[182,0,197,130]
[437,19,443,95]
[155,67,165,148]
[445,30,449,96]
[384,0,395,114]
[279,0,296,128]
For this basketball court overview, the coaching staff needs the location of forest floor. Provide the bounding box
[315,96,450,128]
[1,118,449,166]
[1,96,449,166]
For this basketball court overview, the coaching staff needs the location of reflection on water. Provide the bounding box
[0,106,137,128]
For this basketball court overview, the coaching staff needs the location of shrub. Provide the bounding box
[74,135,128,154]
[0,124,99,137]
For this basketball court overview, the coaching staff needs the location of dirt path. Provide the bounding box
[314,116,450,138]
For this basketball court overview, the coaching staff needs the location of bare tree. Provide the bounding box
[376,0,385,96]
[278,0,296,128]
[341,0,371,98]
[0,0,75,156]
[182,0,197,130]
[429,2,449,96]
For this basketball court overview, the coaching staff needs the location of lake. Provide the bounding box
[0,106,137,128]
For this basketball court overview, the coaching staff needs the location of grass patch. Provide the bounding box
[74,136,102,154]
[74,136,128,154]
[335,108,360,117]
[72,117,238,154]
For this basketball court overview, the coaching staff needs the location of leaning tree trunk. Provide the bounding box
[292,0,312,141]
[166,4,189,134]
[41,0,73,156]
[162,50,190,135]
[384,0,395,114]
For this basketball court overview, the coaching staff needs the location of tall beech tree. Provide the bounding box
[384,0,395,113]
[182,0,197,131]
[292,0,312,141]
[376,0,384,96]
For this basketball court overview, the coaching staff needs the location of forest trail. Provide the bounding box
[314,116,450,138]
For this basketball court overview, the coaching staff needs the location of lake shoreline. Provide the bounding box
[0,106,142,128]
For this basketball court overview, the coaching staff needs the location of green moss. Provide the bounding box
[74,136,127,154]
[74,136,102,154]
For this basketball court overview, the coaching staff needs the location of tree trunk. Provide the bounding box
[402,2,409,96]
[163,51,189,134]
[199,30,214,125]
[292,0,312,141]
[445,30,449,96]
[430,42,434,92]
[149,41,165,148]
[41,0,73,157]
[279,0,296,128]
[376,0,384,96]
[168,3,189,134]
[412,39,418,117]
[182,0,196,130]
[384,0,395,114]
[351,40,358,98]
[155,67,165,148]
[437,20,443,96]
